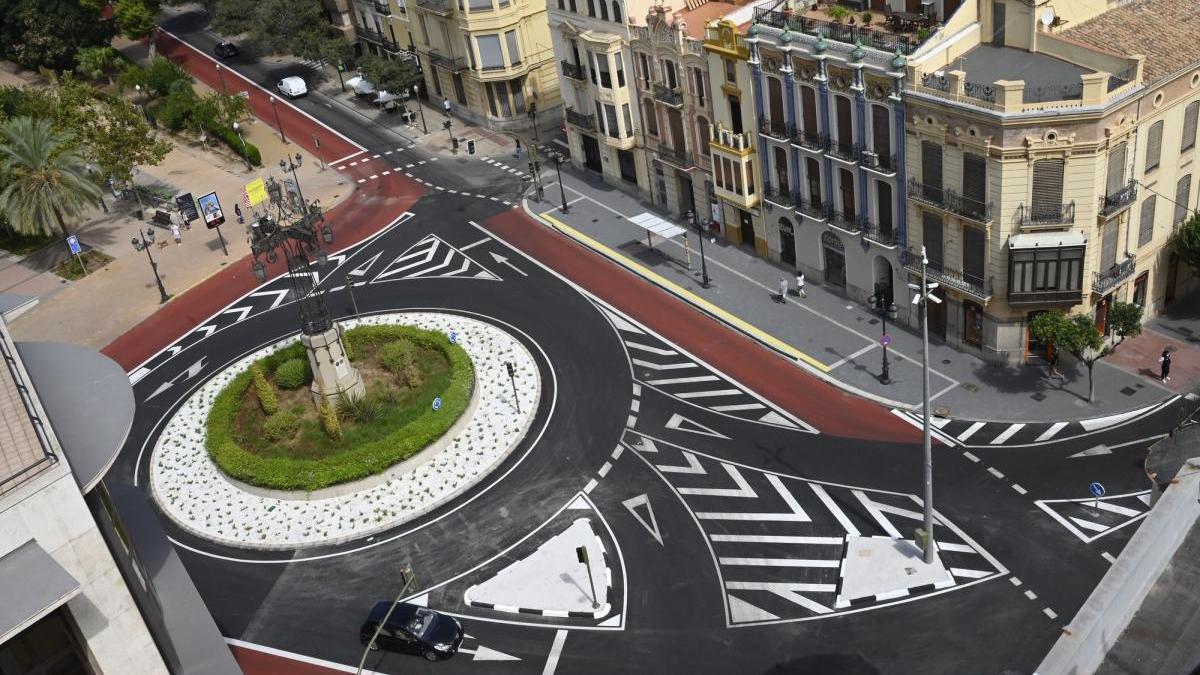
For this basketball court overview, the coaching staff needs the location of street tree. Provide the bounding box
[1171,211,1200,272]
[74,46,123,85]
[1030,303,1143,402]
[0,0,115,71]
[0,117,102,237]
[361,55,420,97]
[114,0,161,59]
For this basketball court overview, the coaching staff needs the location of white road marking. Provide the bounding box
[630,399,640,413]
[710,534,843,545]
[990,423,1026,444]
[950,568,991,579]
[598,462,612,477]
[766,474,810,521]
[460,237,491,251]
[621,494,663,546]
[541,630,568,675]
[719,557,840,567]
[853,491,902,538]
[356,178,366,183]
[1094,501,1142,517]
[631,359,695,370]
[624,341,677,356]
[1035,422,1069,442]
[1043,607,1058,619]
[1010,577,1022,586]
[369,174,378,180]
[381,170,390,176]
[646,375,720,385]
[937,542,975,553]
[811,484,861,536]
[725,581,834,614]
[827,343,877,370]
[1079,403,1158,431]
[711,403,767,412]
[611,445,624,460]
[1069,516,1109,533]
[678,464,756,498]
[1101,551,1116,563]
[963,451,981,463]
[957,422,986,442]
[1012,484,1027,495]
[677,389,743,399]
[584,479,598,494]
[656,451,706,474]
[1024,590,1038,600]
[987,467,1005,479]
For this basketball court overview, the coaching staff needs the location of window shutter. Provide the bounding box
[963,153,987,203]
[504,30,520,65]
[1176,175,1192,224]
[871,104,890,156]
[1183,101,1199,152]
[1145,121,1163,172]
[801,87,818,135]
[477,35,504,69]
[877,181,893,231]
[1101,219,1118,268]
[922,212,944,269]
[922,142,942,190]
[835,96,853,143]
[963,226,984,285]
[1031,158,1064,217]
[1106,142,1127,195]
[1138,195,1156,247]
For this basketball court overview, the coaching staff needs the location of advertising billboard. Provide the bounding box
[198,191,225,229]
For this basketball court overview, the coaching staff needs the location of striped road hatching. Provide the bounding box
[1035,490,1153,543]
[372,234,500,282]
[599,306,815,433]
[626,431,1006,626]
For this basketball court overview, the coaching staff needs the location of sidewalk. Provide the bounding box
[525,165,1195,422]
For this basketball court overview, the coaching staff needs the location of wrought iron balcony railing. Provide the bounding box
[791,128,829,152]
[903,247,989,300]
[1018,201,1076,227]
[862,220,897,246]
[829,209,861,233]
[1008,288,1084,305]
[907,178,945,208]
[860,149,897,174]
[565,107,595,131]
[358,26,399,51]
[653,83,683,107]
[656,145,693,168]
[426,49,466,72]
[560,60,585,81]
[416,0,452,13]
[758,118,791,141]
[374,0,391,14]
[944,190,994,224]
[1092,256,1136,295]
[1099,181,1137,219]
[763,184,794,207]
[828,139,861,163]
[795,194,829,220]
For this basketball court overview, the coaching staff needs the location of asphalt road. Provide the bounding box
[100,19,1200,675]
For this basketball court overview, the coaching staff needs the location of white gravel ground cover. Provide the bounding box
[149,312,540,549]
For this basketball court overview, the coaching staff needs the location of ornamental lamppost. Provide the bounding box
[686,209,711,288]
[866,287,899,384]
[131,227,170,303]
[250,205,364,404]
[280,153,306,206]
[544,147,569,213]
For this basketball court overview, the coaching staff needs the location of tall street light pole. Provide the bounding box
[867,288,898,384]
[553,154,568,213]
[688,210,711,288]
[280,153,307,206]
[216,64,227,93]
[232,121,252,171]
[907,245,941,564]
[269,95,286,143]
[131,227,170,303]
[413,81,428,134]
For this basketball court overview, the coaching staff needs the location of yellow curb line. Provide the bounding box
[537,210,831,373]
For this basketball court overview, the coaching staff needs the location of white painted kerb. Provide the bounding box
[149,312,540,549]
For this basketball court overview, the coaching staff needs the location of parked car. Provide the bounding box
[346,75,374,97]
[276,76,307,98]
[359,601,464,662]
[213,41,238,59]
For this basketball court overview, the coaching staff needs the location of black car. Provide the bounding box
[214,41,238,59]
[359,601,464,662]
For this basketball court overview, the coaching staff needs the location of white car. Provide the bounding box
[276,76,307,98]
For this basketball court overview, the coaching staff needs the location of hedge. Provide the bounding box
[274,357,310,390]
[212,124,262,167]
[206,325,474,491]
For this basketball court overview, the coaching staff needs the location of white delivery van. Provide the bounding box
[276,76,307,98]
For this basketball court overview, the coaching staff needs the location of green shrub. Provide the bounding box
[211,124,262,166]
[826,4,851,21]
[154,85,197,131]
[337,393,383,424]
[275,358,310,390]
[262,410,300,441]
[378,340,413,374]
[861,11,873,24]
[251,364,278,415]
[320,401,342,441]
[205,325,475,491]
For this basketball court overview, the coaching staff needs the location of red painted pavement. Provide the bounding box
[229,644,348,674]
[482,208,921,443]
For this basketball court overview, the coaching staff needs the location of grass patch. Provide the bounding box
[53,249,114,280]
[0,229,57,256]
[206,325,474,491]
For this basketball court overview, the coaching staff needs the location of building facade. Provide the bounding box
[410,0,561,134]
[351,0,417,58]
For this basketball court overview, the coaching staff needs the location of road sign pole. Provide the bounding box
[214,224,229,256]
[577,546,599,609]
[347,281,360,318]
[505,362,520,413]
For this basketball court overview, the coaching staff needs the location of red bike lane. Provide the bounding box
[482,208,921,443]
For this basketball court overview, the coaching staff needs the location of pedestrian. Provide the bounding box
[1160,348,1172,382]
[778,278,788,303]
[234,203,244,224]
[796,271,806,299]
[170,221,182,245]
[514,138,522,159]
[1048,347,1061,379]
[442,97,451,116]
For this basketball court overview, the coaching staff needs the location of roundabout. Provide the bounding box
[149,311,541,550]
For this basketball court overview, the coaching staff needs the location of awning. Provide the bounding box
[0,540,81,643]
[628,212,687,240]
[1009,231,1087,250]
[16,341,135,492]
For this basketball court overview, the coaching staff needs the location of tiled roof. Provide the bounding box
[1062,0,1200,85]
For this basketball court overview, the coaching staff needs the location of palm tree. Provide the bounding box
[0,117,101,238]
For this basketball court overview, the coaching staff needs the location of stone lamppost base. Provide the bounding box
[302,325,365,406]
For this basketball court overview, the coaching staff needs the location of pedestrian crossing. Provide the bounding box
[600,306,814,433]
[335,150,425,172]
[371,234,500,282]
[627,431,1005,625]
[1035,490,1152,543]
[480,156,532,180]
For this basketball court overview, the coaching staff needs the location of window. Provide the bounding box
[599,0,608,19]
[586,0,594,16]
[596,53,612,88]
[622,103,632,138]
[1010,247,1084,296]
[587,52,597,85]
[612,0,622,22]
[557,0,563,9]
[922,212,944,270]
[396,0,406,14]
[1106,141,1127,196]
[1145,120,1163,172]
[614,52,624,88]
[1138,195,1156,247]
[568,0,576,10]
[664,60,677,89]
[468,0,490,10]
[870,104,889,156]
[510,79,525,114]
[417,15,428,44]
[485,81,498,116]
[1031,158,1064,218]
[1176,175,1192,225]
[504,30,520,65]
[921,141,942,202]
[877,180,893,234]
[724,58,735,83]
[697,117,710,155]
[693,67,705,106]
[643,98,658,135]
[604,103,619,139]
[477,35,504,70]
[963,225,985,287]
[638,53,650,84]
[1183,101,1199,152]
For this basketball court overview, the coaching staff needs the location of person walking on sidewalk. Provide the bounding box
[514,138,523,159]
[1048,347,1062,379]
[795,271,806,299]
[1160,348,1172,382]
[234,203,244,224]
[442,97,451,116]
[778,278,788,303]
[170,221,182,245]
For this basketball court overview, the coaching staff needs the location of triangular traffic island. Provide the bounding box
[834,536,955,608]
[464,518,613,619]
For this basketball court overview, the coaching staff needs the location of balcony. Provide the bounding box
[862,220,897,246]
[710,125,754,154]
[829,209,861,234]
[758,118,791,141]
[860,149,897,174]
[828,139,860,163]
[656,145,694,169]
[791,128,829,153]
[944,190,994,224]
[415,0,452,13]
[795,195,829,221]
[426,49,466,72]
[358,26,399,51]
[903,247,990,301]
[374,0,391,13]
[763,184,794,208]
[1099,181,1137,219]
[1017,202,1076,228]
[653,83,683,107]
[560,60,585,81]
[1092,256,1136,295]
[565,107,595,131]
[907,178,945,208]
[1008,288,1084,306]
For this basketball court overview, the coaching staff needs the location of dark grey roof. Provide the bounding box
[0,294,36,319]
[15,341,134,492]
[0,540,80,643]
[957,44,1093,103]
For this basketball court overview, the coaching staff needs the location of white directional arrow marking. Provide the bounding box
[489,251,528,277]
[458,646,521,662]
[192,324,217,340]
[220,305,253,324]
[665,413,729,439]
[249,289,290,310]
[145,358,207,401]
[622,494,664,546]
[348,251,382,277]
[1069,445,1111,458]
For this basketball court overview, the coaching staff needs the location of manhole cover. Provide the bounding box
[1030,392,1046,402]
[934,406,951,416]
[1120,386,1138,396]
[961,383,979,393]
[868,318,880,325]
[941,359,952,365]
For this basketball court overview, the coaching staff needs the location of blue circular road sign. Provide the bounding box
[1089,482,1105,498]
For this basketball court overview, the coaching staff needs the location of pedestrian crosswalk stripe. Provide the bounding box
[957,422,985,442]
[677,389,743,399]
[1035,421,1069,442]
[633,359,695,370]
[991,423,1025,444]
[710,534,843,545]
[720,557,840,567]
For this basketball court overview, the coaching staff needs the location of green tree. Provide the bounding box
[74,46,122,85]
[1172,212,1200,272]
[0,0,116,71]
[83,95,170,181]
[1030,303,1143,402]
[0,117,101,237]
[142,57,192,98]
[360,55,420,96]
[114,0,161,58]
[212,0,337,60]
[203,91,247,130]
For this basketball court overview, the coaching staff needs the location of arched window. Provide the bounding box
[599,0,608,20]
[612,0,622,22]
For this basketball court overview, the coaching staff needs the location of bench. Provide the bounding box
[151,210,174,228]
